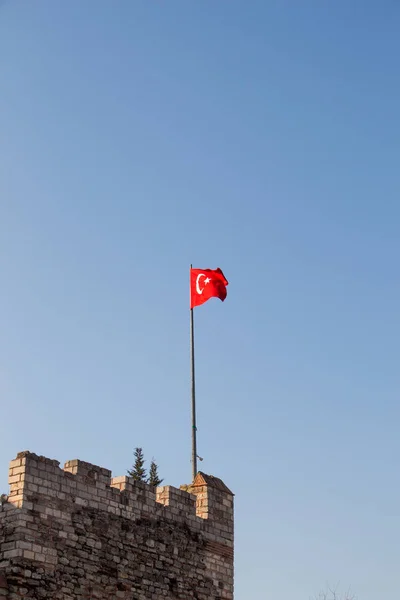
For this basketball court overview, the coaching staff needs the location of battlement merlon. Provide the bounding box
[7,451,233,543]
[182,472,234,539]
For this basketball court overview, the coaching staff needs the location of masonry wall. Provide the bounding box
[0,452,234,600]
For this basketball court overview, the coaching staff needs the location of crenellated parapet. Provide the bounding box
[7,452,232,536]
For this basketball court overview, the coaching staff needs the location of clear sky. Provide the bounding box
[1,1,399,598]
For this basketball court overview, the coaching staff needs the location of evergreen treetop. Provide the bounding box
[127,447,147,481]
[127,448,163,487]
[148,459,164,487]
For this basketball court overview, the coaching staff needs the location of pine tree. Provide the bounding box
[128,447,147,482]
[148,459,163,487]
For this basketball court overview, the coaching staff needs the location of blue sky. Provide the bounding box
[1,1,400,598]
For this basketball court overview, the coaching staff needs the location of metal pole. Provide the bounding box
[190,266,197,482]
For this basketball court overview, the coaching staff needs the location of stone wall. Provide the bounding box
[0,452,234,599]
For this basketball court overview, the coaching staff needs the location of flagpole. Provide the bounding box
[190,265,198,482]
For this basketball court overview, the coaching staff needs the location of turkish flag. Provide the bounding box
[190,268,228,309]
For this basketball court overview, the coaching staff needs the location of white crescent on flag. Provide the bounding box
[196,273,205,294]
[196,274,212,295]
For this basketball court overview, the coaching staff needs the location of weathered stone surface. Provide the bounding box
[0,451,234,599]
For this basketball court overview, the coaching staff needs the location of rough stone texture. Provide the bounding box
[0,452,234,599]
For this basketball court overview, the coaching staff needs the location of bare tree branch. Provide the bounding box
[311,584,357,600]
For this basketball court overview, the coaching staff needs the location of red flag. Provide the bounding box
[190,268,228,309]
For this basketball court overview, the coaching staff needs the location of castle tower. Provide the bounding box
[0,451,234,599]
